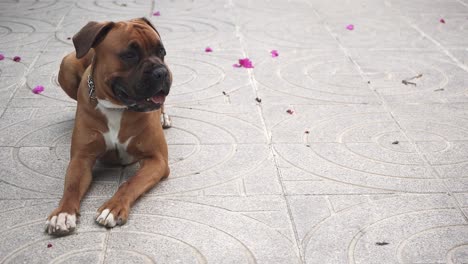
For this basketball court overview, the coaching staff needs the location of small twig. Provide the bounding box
[402,74,423,86]
[402,80,416,86]
[375,242,389,246]
[407,74,423,81]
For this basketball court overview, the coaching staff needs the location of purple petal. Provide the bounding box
[346,24,354,30]
[232,63,242,68]
[205,47,213,52]
[270,50,279,57]
[13,56,21,62]
[32,85,44,94]
[0,54,4,60]
[153,11,160,16]
[239,58,254,68]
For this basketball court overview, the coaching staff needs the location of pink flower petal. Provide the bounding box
[270,50,279,57]
[440,18,446,24]
[32,85,44,94]
[346,24,354,30]
[153,11,160,16]
[232,63,241,68]
[238,58,254,68]
[0,54,4,60]
[13,56,21,62]
[205,47,213,52]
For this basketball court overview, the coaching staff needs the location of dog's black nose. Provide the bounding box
[152,67,168,80]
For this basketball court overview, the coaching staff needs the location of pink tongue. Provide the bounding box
[150,94,166,104]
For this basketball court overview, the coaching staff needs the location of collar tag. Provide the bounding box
[87,74,96,101]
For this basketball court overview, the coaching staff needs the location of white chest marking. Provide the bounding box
[96,99,134,164]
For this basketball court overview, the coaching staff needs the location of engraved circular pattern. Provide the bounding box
[0,0,65,13]
[151,16,238,50]
[0,200,299,263]
[0,17,54,46]
[273,109,468,192]
[0,59,28,92]
[362,57,449,95]
[25,59,75,103]
[298,195,468,263]
[75,0,151,15]
[165,56,224,97]
[255,55,378,104]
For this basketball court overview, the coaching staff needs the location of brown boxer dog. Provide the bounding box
[45,17,172,236]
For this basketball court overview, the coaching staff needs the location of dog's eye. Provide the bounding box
[159,48,166,57]
[120,51,138,60]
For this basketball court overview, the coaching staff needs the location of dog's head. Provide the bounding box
[73,17,172,112]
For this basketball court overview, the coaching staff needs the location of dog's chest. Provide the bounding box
[96,101,135,165]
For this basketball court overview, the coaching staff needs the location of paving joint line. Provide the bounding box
[407,20,468,73]
[229,2,305,263]
[455,0,468,7]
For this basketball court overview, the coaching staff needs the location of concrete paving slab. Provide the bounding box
[1,0,468,263]
[289,194,467,263]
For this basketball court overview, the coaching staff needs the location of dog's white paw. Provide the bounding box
[160,112,172,129]
[95,208,117,227]
[45,213,76,236]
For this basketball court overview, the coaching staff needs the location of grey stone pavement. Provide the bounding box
[1,0,468,263]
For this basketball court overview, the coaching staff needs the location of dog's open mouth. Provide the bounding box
[145,92,166,105]
[113,83,166,112]
[129,91,166,112]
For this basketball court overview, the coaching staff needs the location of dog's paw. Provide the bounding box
[95,202,129,228]
[45,212,77,236]
[160,112,172,129]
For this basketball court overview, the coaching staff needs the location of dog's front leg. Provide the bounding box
[45,156,95,235]
[95,155,169,227]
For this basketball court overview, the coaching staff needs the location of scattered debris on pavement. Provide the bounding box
[402,74,423,86]
[375,242,389,246]
[32,85,45,94]
[233,58,254,68]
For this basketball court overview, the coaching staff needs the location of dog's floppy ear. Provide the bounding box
[73,21,115,59]
[138,17,161,38]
